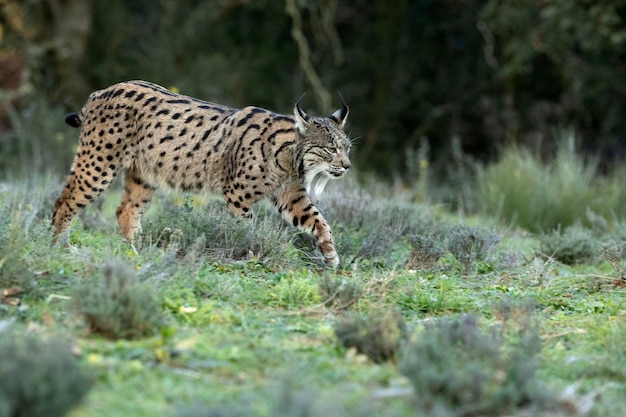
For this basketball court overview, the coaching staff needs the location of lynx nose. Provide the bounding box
[342,159,351,171]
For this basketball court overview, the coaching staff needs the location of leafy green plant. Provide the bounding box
[0,330,93,417]
[270,274,320,309]
[334,309,406,363]
[71,260,163,339]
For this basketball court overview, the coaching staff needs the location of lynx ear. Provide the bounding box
[329,92,349,129]
[294,93,312,134]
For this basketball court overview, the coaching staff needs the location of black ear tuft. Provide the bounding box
[294,93,308,121]
[329,93,349,128]
[294,93,312,134]
[64,112,81,128]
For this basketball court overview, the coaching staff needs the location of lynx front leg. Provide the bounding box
[273,183,339,268]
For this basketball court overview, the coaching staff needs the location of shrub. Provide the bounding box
[270,275,320,309]
[143,198,292,266]
[439,223,500,273]
[408,223,499,273]
[407,233,445,270]
[0,186,52,291]
[539,225,600,265]
[477,133,616,233]
[601,239,624,279]
[398,313,551,417]
[333,309,406,363]
[318,275,363,310]
[176,376,377,417]
[71,260,162,339]
[0,98,76,177]
[323,179,432,266]
[0,330,93,417]
[0,203,34,290]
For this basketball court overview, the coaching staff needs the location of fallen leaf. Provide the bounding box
[3,297,20,306]
[3,286,23,297]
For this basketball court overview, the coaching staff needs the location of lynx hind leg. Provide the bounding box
[116,170,155,248]
[52,144,117,244]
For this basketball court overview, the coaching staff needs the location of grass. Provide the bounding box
[476,132,626,233]
[2,134,626,416]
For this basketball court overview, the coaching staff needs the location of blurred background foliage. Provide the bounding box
[1,0,626,179]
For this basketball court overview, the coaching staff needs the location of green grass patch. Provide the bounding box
[0,172,624,417]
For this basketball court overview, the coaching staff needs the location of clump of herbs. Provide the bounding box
[399,308,560,417]
[72,260,162,339]
[318,275,363,310]
[0,330,93,417]
[539,225,600,265]
[408,223,499,273]
[334,309,406,363]
[407,233,445,270]
[143,199,292,266]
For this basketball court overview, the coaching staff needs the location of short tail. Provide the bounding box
[64,112,81,128]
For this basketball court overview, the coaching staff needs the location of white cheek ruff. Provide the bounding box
[304,166,331,200]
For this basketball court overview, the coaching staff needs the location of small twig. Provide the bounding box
[541,328,587,340]
[46,294,72,303]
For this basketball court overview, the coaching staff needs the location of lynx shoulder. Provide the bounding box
[52,80,351,267]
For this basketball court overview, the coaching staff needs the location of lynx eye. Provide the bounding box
[325,147,337,155]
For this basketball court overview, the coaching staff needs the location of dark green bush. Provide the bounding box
[71,260,162,339]
[0,99,76,178]
[0,331,93,417]
[539,225,600,265]
[333,309,406,363]
[399,313,553,417]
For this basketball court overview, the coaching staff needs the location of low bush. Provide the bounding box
[333,309,406,363]
[323,180,432,267]
[408,223,499,273]
[0,185,54,291]
[318,275,363,310]
[71,260,163,339]
[539,225,600,265]
[476,133,618,233]
[143,198,293,266]
[0,330,93,417]
[407,233,445,270]
[399,312,554,417]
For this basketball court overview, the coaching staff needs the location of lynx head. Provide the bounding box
[294,94,351,199]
